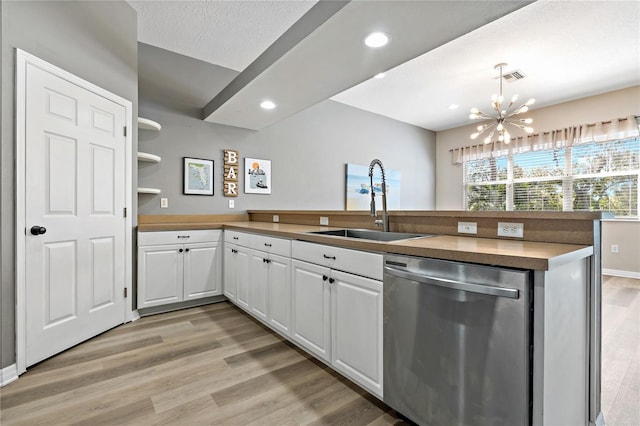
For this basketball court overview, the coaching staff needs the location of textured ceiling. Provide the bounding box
[129,0,317,71]
[130,0,640,132]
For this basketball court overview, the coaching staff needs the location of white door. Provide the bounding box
[223,244,238,301]
[235,246,251,310]
[138,245,183,308]
[183,242,221,300]
[268,254,291,336]
[331,270,383,397]
[291,260,331,362]
[249,251,269,322]
[24,61,127,367]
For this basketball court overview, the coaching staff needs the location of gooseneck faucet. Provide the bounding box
[368,159,388,232]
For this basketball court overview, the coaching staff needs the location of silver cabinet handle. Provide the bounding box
[384,265,519,299]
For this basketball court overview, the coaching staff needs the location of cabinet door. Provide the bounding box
[183,242,221,301]
[138,244,183,308]
[223,244,237,301]
[291,260,331,362]
[235,246,251,310]
[331,270,383,398]
[249,250,269,322]
[268,254,291,337]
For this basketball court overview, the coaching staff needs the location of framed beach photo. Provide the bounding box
[345,163,401,210]
[244,158,271,194]
[183,157,214,195]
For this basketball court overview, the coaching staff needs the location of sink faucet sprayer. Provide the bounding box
[368,159,388,232]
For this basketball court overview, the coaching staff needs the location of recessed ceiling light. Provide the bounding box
[364,32,390,48]
[449,104,459,110]
[260,100,276,110]
[374,73,386,79]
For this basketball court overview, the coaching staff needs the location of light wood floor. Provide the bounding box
[601,275,640,426]
[1,276,638,425]
[0,302,408,425]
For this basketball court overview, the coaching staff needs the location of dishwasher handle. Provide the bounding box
[384,265,519,299]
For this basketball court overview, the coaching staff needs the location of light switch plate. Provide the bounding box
[228,199,235,209]
[458,221,477,234]
[273,215,279,223]
[498,222,524,238]
[160,198,168,208]
[320,216,329,226]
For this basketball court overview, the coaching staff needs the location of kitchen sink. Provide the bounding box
[308,229,433,242]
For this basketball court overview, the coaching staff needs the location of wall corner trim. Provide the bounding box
[1,364,19,387]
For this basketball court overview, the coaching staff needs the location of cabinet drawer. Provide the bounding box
[138,230,221,246]
[292,241,382,281]
[224,230,251,246]
[250,234,291,257]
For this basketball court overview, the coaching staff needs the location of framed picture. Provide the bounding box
[345,163,401,210]
[183,157,214,195]
[244,157,271,194]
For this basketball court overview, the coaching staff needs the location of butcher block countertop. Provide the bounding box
[139,219,593,271]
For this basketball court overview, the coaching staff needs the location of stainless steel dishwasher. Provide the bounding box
[383,254,532,426]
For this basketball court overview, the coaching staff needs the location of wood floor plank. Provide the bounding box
[3,283,637,426]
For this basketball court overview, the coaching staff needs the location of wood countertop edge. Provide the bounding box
[139,221,593,271]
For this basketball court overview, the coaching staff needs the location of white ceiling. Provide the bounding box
[129,0,640,132]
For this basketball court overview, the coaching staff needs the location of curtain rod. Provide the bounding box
[448,115,639,152]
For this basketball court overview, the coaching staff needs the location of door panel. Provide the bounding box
[25,62,126,367]
[269,254,291,336]
[184,243,220,300]
[291,260,330,362]
[249,251,269,322]
[138,245,182,308]
[90,237,115,310]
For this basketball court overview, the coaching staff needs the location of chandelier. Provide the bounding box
[469,63,535,144]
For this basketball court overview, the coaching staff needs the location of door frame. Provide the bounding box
[15,49,133,374]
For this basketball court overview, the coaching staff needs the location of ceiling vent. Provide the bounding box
[502,69,527,82]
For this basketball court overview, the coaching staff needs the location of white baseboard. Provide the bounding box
[130,310,141,322]
[1,364,19,387]
[603,269,640,279]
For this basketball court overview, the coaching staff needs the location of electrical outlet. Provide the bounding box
[320,216,329,226]
[458,221,477,234]
[611,244,619,253]
[497,222,524,238]
[228,199,235,209]
[273,215,280,223]
[160,198,168,208]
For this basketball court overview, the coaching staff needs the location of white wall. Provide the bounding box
[435,86,640,210]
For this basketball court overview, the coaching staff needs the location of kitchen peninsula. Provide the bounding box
[138,210,604,426]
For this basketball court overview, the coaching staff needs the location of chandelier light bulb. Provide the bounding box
[469,63,535,143]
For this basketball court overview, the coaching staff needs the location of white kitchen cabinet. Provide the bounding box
[224,242,250,310]
[291,259,331,362]
[249,233,292,335]
[137,230,221,309]
[267,253,292,336]
[331,269,383,398]
[291,240,383,398]
[249,251,270,322]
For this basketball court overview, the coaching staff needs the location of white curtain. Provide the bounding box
[451,115,640,164]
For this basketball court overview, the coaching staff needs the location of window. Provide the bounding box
[464,137,640,216]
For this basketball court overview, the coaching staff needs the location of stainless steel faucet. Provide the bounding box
[368,159,388,232]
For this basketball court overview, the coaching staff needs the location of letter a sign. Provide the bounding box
[223,149,239,197]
